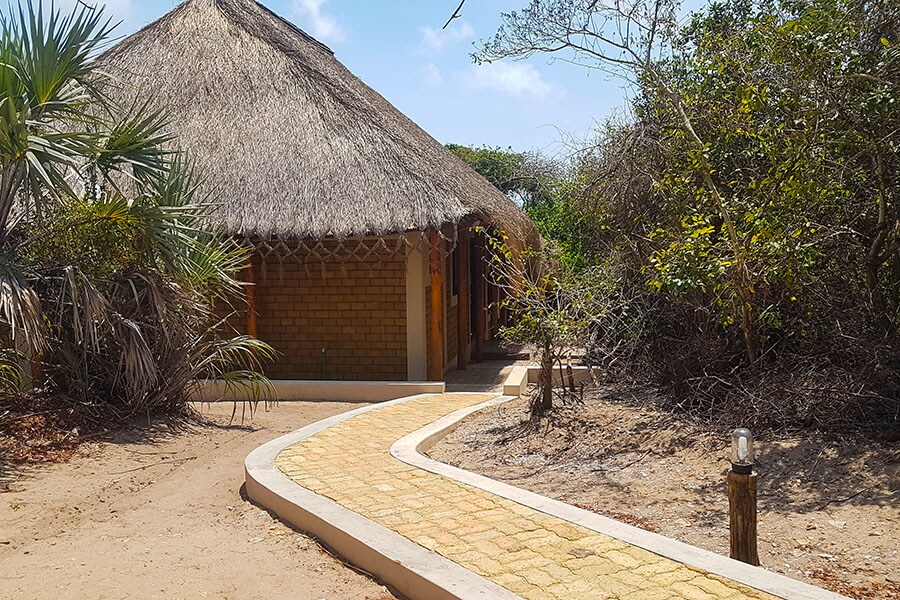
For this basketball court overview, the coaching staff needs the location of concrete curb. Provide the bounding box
[199,380,446,402]
[390,395,850,600]
[244,393,522,600]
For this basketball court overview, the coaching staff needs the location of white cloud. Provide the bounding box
[419,21,474,52]
[462,62,558,99]
[291,0,346,44]
[423,63,443,86]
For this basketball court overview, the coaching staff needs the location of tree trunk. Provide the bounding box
[532,341,554,418]
[892,253,900,312]
[867,260,885,314]
[538,343,553,414]
[541,349,553,410]
[866,154,896,333]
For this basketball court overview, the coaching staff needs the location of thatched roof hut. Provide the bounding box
[101,0,537,384]
[100,0,537,247]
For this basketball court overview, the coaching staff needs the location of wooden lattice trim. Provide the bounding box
[241,229,461,281]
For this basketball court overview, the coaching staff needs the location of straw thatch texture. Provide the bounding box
[99,0,538,246]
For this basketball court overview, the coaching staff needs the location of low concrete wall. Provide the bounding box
[503,365,594,399]
[526,365,593,386]
[501,366,530,397]
[196,380,445,403]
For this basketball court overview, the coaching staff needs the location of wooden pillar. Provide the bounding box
[456,228,470,371]
[245,255,258,338]
[472,233,485,363]
[728,472,760,566]
[428,231,444,380]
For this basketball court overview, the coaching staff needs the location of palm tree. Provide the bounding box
[0,1,273,414]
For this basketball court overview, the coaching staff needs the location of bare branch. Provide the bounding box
[443,0,467,30]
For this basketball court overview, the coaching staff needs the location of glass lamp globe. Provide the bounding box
[731,428,754,474]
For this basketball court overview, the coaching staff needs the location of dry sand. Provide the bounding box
[0,401,397,600]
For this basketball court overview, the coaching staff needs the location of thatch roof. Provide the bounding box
[99,0,538,246]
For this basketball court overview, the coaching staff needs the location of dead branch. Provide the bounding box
[443,0,467,29]
[108,456,197,475]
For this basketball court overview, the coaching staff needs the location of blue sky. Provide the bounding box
[38,0,693,154]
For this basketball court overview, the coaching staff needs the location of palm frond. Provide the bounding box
[12,0,115,121]
[193,336,277,403]
[0,259,45,354]
[0,2,274,420]
[56,264,109,349]
[109,313,157,404]
[93,103,173,189]
[217,369,276,403]
[176,235,248,297]
[0,0,118,231]
[0,348,25,392]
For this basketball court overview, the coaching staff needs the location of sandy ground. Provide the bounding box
[0,401,397,600]
[430,389,900,600]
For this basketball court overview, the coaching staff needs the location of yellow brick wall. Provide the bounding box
[225,246,408,381]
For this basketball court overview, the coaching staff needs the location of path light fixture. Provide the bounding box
[728,427,759,566]
[730,427,754,474]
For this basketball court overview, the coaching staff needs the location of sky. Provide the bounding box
[29,0,691,155]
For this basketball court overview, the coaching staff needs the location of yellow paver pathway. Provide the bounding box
[275,394,777,600]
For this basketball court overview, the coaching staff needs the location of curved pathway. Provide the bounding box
[249,393,847,600]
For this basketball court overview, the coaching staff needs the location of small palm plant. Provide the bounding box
[0,1,273,415]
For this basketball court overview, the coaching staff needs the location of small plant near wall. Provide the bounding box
[482,230,595,418]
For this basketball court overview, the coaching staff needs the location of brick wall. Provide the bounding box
[236,247,407,381]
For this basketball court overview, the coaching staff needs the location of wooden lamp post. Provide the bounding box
[728,427,759,566]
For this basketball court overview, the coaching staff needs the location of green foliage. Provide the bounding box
[494,253,594,351]
[0,349,24,391]
[635,0,900,337]
[0,1,118,216]
[448,142,590,268]
[482,229,598,416]
[480,0,900,427]
[23,198,145,279]
[446,144,526,195]
[0,1,273,410]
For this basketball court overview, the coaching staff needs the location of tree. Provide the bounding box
[473,0,900,429]
[449,143,591,268]
[659,0,900,330]
[0,2,272,415]
[478,0,763,363]
[481,0,900,365]
[446,144,528,196]
[483,232,595,417]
